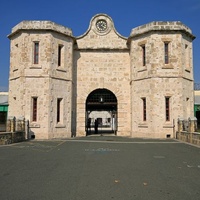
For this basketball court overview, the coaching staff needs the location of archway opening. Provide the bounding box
[86,89,117,135]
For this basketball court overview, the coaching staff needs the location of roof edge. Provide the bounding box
[8,21,74,39]
[129,21,195,40]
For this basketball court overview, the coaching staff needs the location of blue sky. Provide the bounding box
[0,0,200,91]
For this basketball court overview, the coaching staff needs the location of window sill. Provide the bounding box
[185,69,191,73]
[30,66,42,69]
[55,124,66,128]
[56,68,67,72]
[29,123,40,128]
[162,64,173,69]
[13,68,18,72]
[163,123,174,128]
[138,67,147,72]
[138,123,148,128]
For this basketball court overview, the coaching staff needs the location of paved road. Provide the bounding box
[0,136,200,200]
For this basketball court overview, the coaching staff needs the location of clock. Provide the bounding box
[96,20,107,32]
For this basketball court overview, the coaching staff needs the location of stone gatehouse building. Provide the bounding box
[8,13,195,139]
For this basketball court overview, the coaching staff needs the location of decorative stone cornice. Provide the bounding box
[128,21,195,41]
[8,21,73,39]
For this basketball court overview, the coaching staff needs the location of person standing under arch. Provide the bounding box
[95,119,98,134]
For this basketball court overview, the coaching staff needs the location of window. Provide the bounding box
[32,97,37,121]
[57,98,62,123]
[34,42,39,64]
[142,98,146,121]
[142,45,146,66]
[164,42,169,64]
[165,97,170,121]
[185,44,190,69]
[58,45,63,66]
[13,43,19,71]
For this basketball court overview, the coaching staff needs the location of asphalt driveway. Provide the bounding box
[0,136,200,200]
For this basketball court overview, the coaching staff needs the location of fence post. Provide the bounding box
[178,118,184,133]
[188,117,197,144]
[6,116,16,132]
[6,119,11,132]
[189,117,197,133]
[17,117,25,132]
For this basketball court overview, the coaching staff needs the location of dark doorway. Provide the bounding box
[0,111,7,132]
[196,111,200,129]
[86,89,117,135]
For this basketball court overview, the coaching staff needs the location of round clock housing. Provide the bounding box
[96,20,107,32]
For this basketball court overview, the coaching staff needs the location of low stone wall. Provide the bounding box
[0,116,27,145]
[176,131,200,146]
[176,117,200,146]
[0,132,25,145]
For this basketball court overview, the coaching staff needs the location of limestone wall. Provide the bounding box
[74,51,131,136]
[8,22,74,139]
[74,14,131,137]
[129,21,195,138]
[7,15,195,139]
[76,14,127,50]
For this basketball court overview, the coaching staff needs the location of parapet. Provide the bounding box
[129,21,195,39]
[8,21,73,38]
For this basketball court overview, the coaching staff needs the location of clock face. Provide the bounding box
[96,20,107,32]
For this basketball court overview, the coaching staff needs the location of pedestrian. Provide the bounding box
[95,119,98,134]
[87,118,91,135]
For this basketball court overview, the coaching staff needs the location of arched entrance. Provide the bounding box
[86,89,117,135]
